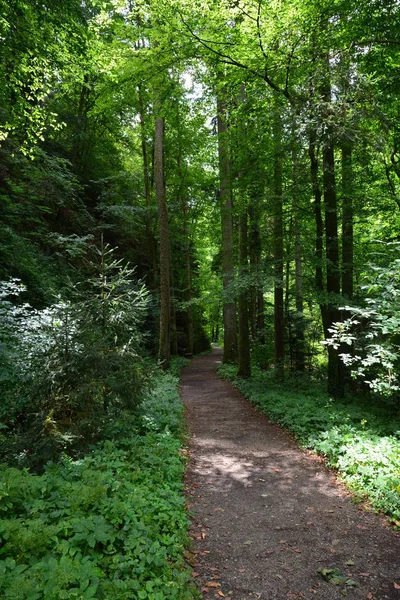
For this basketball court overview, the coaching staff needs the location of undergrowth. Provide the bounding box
[218,364,400,527]
[0,359,197,600]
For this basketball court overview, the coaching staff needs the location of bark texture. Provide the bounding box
[217,88,237,364]
[154,115,170,369]
[273,105,284,379]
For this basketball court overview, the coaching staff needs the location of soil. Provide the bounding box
[181,348,400,600]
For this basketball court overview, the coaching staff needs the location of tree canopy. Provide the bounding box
[1,0,400,445]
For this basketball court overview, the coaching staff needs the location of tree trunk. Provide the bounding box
[237,85,251,377]
[309,128,325,304]
[177,121,194,356]
[321,71,344,397]
[237,207,251,376]
[154,113,170,369]
[138,85,158,289]
[183,199,194,355]
[341,143,354,300]
[217,86,237,364]
[170,270,178,356]
[273,102,284,379]
[292,127,305,372]
[249,195,265,342]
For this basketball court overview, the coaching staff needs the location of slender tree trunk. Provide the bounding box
[238,206,251,376]
[309,128,325,306]
[285,252,293,373]
[177,122,194,356]
[309,125,332,380]
[138,85,158,288]
[249,195,265,342]
[154,113,170,369]
[340,140,354,390]
[273,102,284,379]
[292,128,305,372]
[341,143,354,300]
[217,85,237,363]
[321,70,344,397]
[170,270,178,356]
[182,199,194,355]
[237,85,251,377]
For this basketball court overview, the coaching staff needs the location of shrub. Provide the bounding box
[0,368,198,599]
[0,240,150,465]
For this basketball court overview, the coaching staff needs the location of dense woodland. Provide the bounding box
[1,0,400,597]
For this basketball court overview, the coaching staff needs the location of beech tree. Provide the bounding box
[1,0,399,403]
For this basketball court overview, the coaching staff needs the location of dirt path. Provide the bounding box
[181,349,400,600]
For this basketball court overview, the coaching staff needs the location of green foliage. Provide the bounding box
[0,147,87,305]
[325,243,400,396]
[0,242,150,464]
[219,364,400,526]
[0,368,198,599]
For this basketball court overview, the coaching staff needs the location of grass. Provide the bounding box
[0,359,198,600]
[218,363,400,527]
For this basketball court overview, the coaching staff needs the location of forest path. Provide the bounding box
[181,348,400,600]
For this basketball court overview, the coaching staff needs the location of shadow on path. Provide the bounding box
[182,349,400,600]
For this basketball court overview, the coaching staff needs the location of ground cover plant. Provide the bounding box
[218,364,400,528]
[0,362,198,600]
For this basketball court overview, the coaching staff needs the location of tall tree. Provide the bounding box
[217,80,237,364]
[320,56,344,397]
[237,85,251,377]
[273,100,285,379]
[154,103,171,368]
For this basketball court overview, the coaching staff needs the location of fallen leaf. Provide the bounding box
[192,572,200,578]
[394,582,400,590]
[238,569,245,573]
[345,560,355,566]
[206,582,221,588]
[279,539,287,544]
[366,594,373,599]
[318,568,340,581]
[217,592,225,598]
[345,579,358,587]
[330,576,348,585]
[243,540,252,545]
[276,574,283,580]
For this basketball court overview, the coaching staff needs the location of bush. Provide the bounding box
[325,242,400,397]
[0,241,150,466]
[0,368,198,600]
